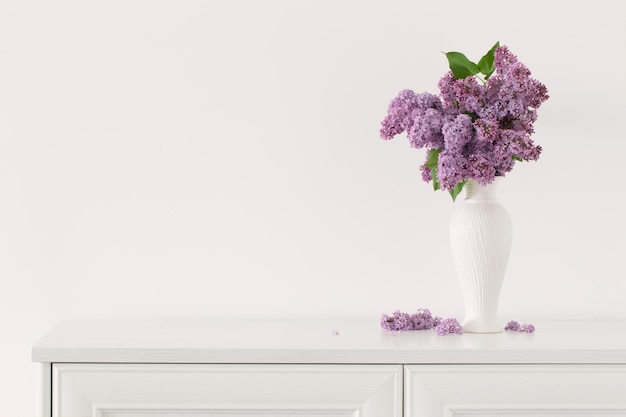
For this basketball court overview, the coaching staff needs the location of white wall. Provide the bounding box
[1,0,624,414]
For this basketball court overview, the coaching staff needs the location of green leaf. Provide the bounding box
[432,171,441,191]
[424,148,440,168]
[425,149,441,191]
[464,111,479,122]
[512,155,523,162]
[449,180,467,202]
[444,51,480,79]
[477,41,500,79]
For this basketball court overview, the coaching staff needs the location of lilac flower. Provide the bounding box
[380,310,415,331]
[504,320,521,331]
[380,308,440,331]
[381,311,533,336]
[416,92,443,111]
[466,153,497,185]
[379,44,548,197]
[435,318,463,336]
[437,72,460,112]
[494,45,518,71]
[443,114,474,152]
[380,90,420,140]
[380,310,411,331]
[448,75,484,115]
[505,320,535,333]
[420,164,432,182]
[410,308,440,330]
[437,151,468,190]
[500,130,542,162]
[519,323,536,333]
[408,108,445,149]
[380,90,442,140]
[473,117,500,143]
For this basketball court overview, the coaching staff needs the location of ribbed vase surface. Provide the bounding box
[449,178,512,333]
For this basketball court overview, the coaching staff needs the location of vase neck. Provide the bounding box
[464,178,502,202]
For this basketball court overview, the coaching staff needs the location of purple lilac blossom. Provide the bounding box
[420,164,432,182]
[466,153,497,185]
[443,114,474,152]
[380,309,440,331]
[474,117,500,142]
[437,151,468,190]
[380,90,419,140]
[505,320,535,333]
[380,311,411,331]
[380,90,442,140]
[504,320,521,331]
[435,318,463,336]
[408,108,445,149]
[380,45,548,191]
[447,75,484,115]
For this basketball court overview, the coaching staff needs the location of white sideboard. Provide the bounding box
[32,319,626,417]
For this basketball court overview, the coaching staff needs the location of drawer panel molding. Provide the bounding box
[405,364,626,417]
[53,363,402,417]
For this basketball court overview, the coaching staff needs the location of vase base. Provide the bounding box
[462,320,503,334]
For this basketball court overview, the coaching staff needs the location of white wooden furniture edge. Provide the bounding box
[32,319,626,364]
[32,319,626,417]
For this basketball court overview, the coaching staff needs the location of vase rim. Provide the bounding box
[466,177,504,186]
[463,177,503,201]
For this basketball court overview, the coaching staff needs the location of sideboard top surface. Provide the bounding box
[31,319,626,364]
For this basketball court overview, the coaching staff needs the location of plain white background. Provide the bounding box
[0,0,625,414]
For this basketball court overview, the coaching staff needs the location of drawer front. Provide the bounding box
[53,363,402,417]
[405,364,626,416]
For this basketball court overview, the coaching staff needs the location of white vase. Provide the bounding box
[449,177,512,333]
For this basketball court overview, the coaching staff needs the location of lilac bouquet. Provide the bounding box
[380,42,549,200]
